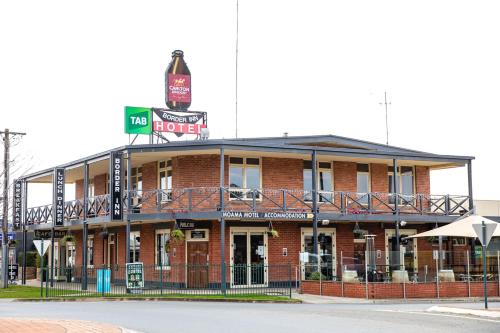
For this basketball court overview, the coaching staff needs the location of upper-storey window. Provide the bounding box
[303,161,333,202]
[388,166,414,204]
[158,160,172,201]
[88,178,95,197]
[356,164,370,204]
[229,157,261,199]
[131,167,143,192]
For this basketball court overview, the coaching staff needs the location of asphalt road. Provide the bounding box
[0,301,498,333]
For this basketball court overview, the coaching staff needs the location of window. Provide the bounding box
[356,164,370,204]
[156,229,170,267]
[158,160,172,201]
[388,166,414,204]
[130,231,140,262]
[452,237,467,246]
[131,167,143,192]
[229,157,261,199]
[88,179,95,198]
[303,161,333,202]
[87,234,94,266]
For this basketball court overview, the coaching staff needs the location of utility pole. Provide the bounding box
[1,128,26,288]
[379,91,391,145]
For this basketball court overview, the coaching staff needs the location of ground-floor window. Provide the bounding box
[87,234,94,267]
[130,231,140,263]
[301,228,337,280]
[385,229,418,276]
[156,229,170,267]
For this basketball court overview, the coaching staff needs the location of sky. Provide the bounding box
[1,0,499,206]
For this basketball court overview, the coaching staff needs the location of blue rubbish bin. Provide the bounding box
[96,268,111,293]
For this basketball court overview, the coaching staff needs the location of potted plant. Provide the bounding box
[60,235,75,245]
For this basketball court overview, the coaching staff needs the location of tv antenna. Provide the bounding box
[379,91,391,145]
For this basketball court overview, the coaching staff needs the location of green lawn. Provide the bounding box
[0,286,297,302]
[0,286,42,298]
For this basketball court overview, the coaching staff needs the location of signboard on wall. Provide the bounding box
[12,179,22,230]
[53,168,65,226]
[222,211,313,220]
[110,151,123,221]
[34,229,67,239]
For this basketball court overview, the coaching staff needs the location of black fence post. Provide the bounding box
[289,263,292,299]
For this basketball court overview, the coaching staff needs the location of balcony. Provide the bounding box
[25,188,470,226]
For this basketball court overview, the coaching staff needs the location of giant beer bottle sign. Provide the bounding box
[165,50,191,110]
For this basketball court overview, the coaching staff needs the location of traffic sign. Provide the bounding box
[472,222,498,246]
[33,240,50,256]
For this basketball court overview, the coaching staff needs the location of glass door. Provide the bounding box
[232,233,248,286]
[231,229,267,287]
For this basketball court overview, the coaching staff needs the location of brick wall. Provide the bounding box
[301,280,499,299]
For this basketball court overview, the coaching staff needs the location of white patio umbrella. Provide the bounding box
[407,215,500,239]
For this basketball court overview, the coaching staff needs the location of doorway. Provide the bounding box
[230,228,268,287]
[187,242,209,288]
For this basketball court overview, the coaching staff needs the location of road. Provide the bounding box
[0,300,498,333]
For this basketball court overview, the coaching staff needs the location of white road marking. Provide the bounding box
[375,309,500,323]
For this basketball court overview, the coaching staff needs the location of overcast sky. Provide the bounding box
[1,0,499,205]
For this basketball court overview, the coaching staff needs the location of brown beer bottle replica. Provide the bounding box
[165,50,191,110]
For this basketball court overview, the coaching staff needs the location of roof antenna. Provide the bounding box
[379,91,391,145]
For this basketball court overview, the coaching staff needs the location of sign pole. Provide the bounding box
[482,221,488,309]
[40,240,44,298]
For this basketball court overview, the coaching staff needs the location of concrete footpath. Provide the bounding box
[427,305,500,319]
[0,318,140,333]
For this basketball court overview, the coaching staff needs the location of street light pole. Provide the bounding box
[1,129,26,288]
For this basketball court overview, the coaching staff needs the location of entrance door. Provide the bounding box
[230,229,267,287]
[187,242,209,288]
[385,229,418,273]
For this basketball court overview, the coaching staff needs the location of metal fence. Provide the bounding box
[39,263,293,298]
[300,250,500,299]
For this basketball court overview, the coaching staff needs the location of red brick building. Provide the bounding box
[19,135,474,289]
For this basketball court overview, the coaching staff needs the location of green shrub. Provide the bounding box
[308,271,326,280]
[17,251,39,267]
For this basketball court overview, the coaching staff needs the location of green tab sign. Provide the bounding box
[124,106,152,134]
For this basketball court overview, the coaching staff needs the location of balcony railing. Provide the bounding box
[25,188,470,225]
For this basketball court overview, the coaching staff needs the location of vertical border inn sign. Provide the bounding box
[110,151,123,221]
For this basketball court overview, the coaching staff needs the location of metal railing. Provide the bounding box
[40,263,293,298]
[25,188,470,224]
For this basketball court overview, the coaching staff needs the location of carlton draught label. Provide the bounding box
[165,50,191,110]
[167,74,191,103]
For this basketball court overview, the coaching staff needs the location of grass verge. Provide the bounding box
[1,286,298,302]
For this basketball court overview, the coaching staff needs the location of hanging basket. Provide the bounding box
[171,229,185,243]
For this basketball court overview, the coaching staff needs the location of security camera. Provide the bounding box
[400,220,407,227]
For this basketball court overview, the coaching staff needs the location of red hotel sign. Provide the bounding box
[153,121,206,134]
